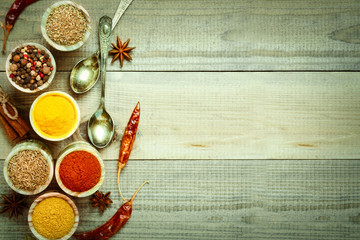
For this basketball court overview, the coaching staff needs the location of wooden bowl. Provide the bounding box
[55,141,105,197]
[28,192,79,240]
[3,140,53,195]
[41,1,91,51]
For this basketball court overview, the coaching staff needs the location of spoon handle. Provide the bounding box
[99,16,112,107]
[112,0,135,30]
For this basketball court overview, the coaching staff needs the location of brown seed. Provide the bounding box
[43,75,49,82]
[20,59,27,66]
[10,64,17,71]
[42,66,50,74]
[13,55,20,62]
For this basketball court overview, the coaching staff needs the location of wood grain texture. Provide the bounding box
[0,159,359,239]
[1,0,360,71]
[0,72,359,160]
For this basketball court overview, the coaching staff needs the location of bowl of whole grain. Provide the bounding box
[41,1,91,51]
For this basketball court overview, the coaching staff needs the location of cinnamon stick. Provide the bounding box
[5,102,30,134]
[0,103,30,137]
[0,114,18,140]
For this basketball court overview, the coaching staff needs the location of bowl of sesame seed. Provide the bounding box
[41,1,91,52]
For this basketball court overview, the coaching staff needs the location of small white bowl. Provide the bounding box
[5,42,56,93]
[28,192,79,240]
[29,91,80,141]
[55,141,105,197]
[3,139,54,195]
[41,1,91,51]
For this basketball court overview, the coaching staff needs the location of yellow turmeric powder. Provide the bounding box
[32,92,78,139]
[32,197,75,239]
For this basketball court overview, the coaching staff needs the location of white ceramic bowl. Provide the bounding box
[41,1,91,51]
[55,141,105,197]
[5,42,56,93]
[28,192,79,240]
[3,139,53,195]
[29,91,80,141]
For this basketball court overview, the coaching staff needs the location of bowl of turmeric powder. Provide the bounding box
[29,91,80,141]
[28,192,79,240]
[55,141,105,197]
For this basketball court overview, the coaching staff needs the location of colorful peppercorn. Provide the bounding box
[8,45,53,90]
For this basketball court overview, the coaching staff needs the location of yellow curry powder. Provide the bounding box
[32,197,75,239]
[32,93,77,138]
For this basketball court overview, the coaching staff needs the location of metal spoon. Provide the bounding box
[70,0,135,94]
[88,16,114,148]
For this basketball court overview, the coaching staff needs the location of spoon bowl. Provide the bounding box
[88,107,114,148]
[70,52,99,93]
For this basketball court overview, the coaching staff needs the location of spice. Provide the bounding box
[8,45,54,90]
[1,0,38,53]
[74,180,148,240]
[7,150,49,192]
[32,197,75,239]
[109,36,136,68]
[59,151,101,192]
[0,192,27,219]
[32,92,78,139]
[91,191,113,213]
[0,86,30,140]
[46,4,89,46]
[117,102,140,201]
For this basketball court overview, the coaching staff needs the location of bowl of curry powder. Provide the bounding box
[28,192,79,240]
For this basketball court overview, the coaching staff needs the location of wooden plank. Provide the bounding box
[0,72,359,160]
[0,159,359,239]
[1,0,360,71]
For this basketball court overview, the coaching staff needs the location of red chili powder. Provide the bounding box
[59,150,101,192]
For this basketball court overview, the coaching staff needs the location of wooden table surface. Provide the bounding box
[1,0,360,239]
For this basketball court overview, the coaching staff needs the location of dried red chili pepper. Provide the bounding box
[117,102,140,201]
[73,180,148,240]
[1,0,38,53]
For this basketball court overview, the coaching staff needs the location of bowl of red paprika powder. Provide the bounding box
[55,141,105,197]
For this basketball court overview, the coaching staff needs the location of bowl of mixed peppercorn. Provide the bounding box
[6,43,56,93]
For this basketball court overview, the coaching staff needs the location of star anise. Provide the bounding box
[109,36,136,68]
[91,191,113,213]
[0,192,27,219]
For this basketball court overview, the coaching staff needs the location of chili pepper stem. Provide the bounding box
[117,166,126,202]
[129,180,149,204]
[1,24,12,53]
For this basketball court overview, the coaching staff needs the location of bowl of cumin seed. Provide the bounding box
[3,139,54,195]
[41,1,91,51]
